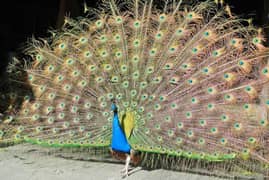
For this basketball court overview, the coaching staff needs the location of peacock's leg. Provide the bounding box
[121,154,131,177]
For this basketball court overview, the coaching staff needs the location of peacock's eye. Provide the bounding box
[116,16,123,23]
[59,43,66,49]
[213,51,218,57]
[231,39,237,45]
[252,37,261,44]
[159,14,166,22]
[191,47,198,55]
[133,21,141,28]
[96,20,103,27]
[204,31,210,37]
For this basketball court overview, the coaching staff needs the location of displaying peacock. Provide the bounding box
[1,0,269,177]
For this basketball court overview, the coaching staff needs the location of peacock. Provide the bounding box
[1,0,269,177]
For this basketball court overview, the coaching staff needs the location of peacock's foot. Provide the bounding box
[120,166,130,178]
[121,170,129,178]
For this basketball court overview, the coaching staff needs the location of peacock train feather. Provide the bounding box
[1,0,269,177]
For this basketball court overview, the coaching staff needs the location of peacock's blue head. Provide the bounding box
[111,103,117,112]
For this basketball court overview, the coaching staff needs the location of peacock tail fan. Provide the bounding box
[1,0,269,177]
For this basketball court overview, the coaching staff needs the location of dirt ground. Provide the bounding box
[0,144,235,180]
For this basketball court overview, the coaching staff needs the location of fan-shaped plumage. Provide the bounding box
[1,0,269,176]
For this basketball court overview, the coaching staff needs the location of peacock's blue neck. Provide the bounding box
[111,103,131,153]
